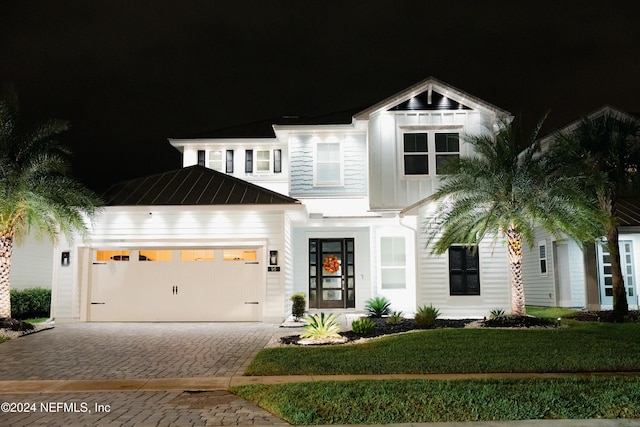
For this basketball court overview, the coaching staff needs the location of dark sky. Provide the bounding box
[2,1,640,192]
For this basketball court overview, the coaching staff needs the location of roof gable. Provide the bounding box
[102,165,300,206]
[355,76,511,120]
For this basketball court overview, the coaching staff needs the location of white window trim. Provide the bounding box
[254,149,272,174]
[208,150,224,172]
[379,236,407,290]
[538,240,548,276]
[399,125,462,178]
[313,140,344,186]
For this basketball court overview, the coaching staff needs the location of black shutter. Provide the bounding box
[197,150,206,167]
[226,150,234,173]
[274,149,282,173]
[245,150,253,173]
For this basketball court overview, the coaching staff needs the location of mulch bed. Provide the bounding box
[0,317,35,331]
[565,310,639,323]
[280,316,557,345]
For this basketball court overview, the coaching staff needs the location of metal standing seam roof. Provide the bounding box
[101,165,300,206]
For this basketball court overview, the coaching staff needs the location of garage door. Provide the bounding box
[89,247,263,321]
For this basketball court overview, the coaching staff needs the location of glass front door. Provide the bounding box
[309,238,355,309]
[598,241,637,306]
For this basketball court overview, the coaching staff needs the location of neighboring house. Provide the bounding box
[46,77,516,322]
[521,106,640,311]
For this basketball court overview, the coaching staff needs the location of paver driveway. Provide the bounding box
[0,322,292,426]
[0,322,285,380]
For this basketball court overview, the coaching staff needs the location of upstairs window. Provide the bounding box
[402,131,460,176]
[403,133,429,175]
[315,142,342,185]
[449,246,480,296]
[435,133,460,173]
[256,150,271,172]
[208,151,224,172]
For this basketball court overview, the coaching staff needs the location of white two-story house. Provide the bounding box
[40,77,514,322]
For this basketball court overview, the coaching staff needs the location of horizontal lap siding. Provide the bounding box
[521,232,556,307]
[417,204,509,317]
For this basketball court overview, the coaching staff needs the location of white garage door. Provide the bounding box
[89,247,264,321]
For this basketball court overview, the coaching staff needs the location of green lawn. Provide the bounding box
[526,306,580,319]
[246,321,640,375]
[232,377,640,425]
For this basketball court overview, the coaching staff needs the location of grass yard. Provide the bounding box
[525,306,579,319]
[246,320,640,375]
[232,377,640,425]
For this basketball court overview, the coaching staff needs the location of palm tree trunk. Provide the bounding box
[507,225,526,316]
[606,224,629,320]
[0,234,13,318]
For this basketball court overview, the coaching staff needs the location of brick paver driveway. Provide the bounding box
[0,322,291,426]
[0,322,284,380]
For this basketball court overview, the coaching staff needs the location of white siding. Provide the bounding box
[521,231,556,307]
[60,206,292,322]
[11,235,54,290]
[416,203,509,318]
[368,110,494,210]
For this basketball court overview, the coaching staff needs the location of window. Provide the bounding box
[403,133,429,175]
[448,246,480,295]
[403,131,460,175]
[315,142,342,185]
[223,249,257,261]
[435,133,460,173]
[226,150,234,173]
[380,237,406,289]
[538,241,547,274]
[96,250,130,261]
[180,249,214,261]
[245,150,253,173]
[208,151,224,172]
[256,150,271,172]
[139,250,172,262]
[274,149,282,173]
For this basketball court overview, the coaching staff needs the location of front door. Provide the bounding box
[309,238,355,309]
[597,241,638,307]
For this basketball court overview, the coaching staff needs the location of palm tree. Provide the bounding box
[549,110,640,318]
[424,117,604,316]
[0,86,102,319]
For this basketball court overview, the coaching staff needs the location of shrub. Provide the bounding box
[365,296,392,318]
[414,304,440,329]
[290,293,306,321]
[489,308,506,319]
[387,311,404,325]
[351,317,376,335]
[300,313,341,339]
[9,287,51,320]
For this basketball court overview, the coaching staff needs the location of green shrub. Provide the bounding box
[489,308,506,319]
[9,287,51,320]
[365,296,392,318]
[414,304,440,329]
[290,293,306,321]
[300,313,341,339]
[351,317,376,335]
[387,311,404,325]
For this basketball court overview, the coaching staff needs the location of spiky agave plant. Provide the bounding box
[300,312,341,339]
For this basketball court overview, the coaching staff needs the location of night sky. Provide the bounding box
[1,1,639,192]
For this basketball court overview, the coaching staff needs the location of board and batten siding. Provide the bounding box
[11,235,54,290]
[416,204,509,318]
[289,134,367,197]
[65,206,292,322]
[368,110,494,210]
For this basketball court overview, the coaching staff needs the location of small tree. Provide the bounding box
[424,117,604,316]
[0,86,102,318]
[549,110,640,319]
